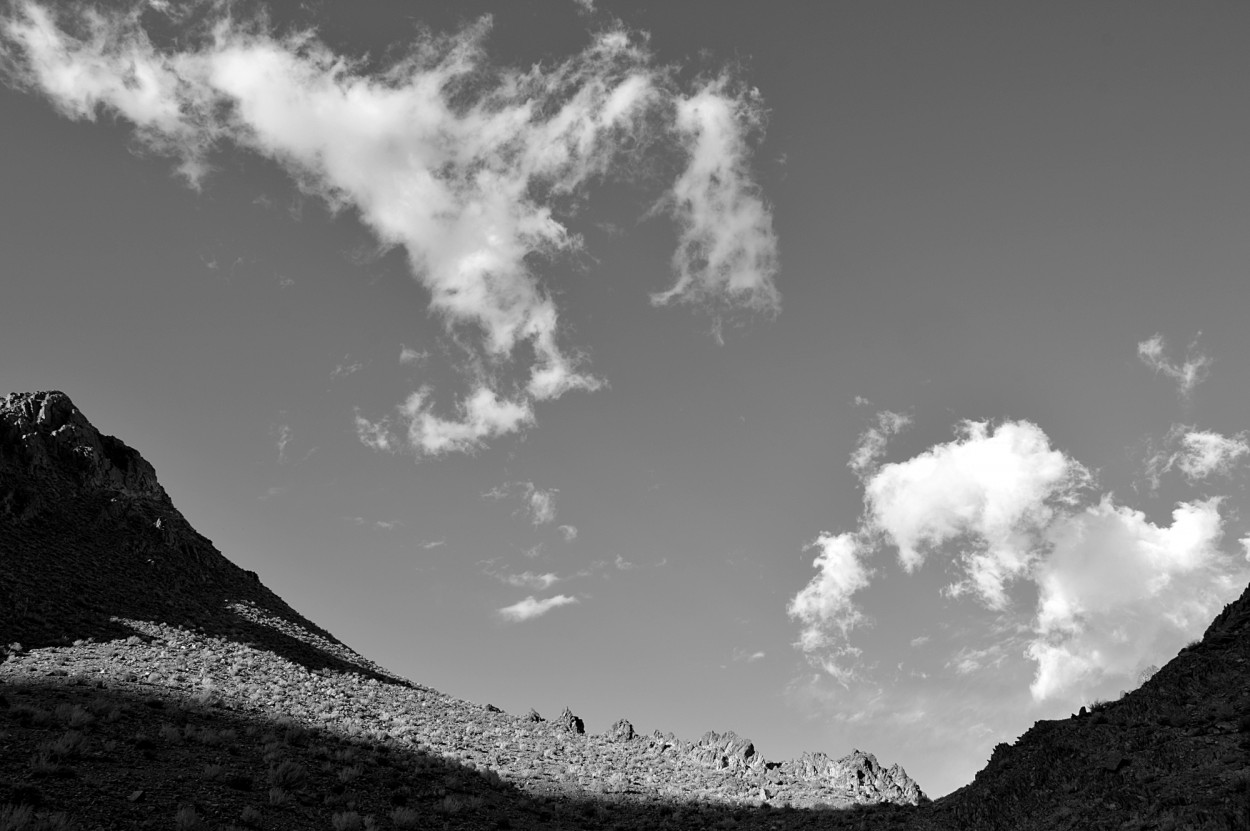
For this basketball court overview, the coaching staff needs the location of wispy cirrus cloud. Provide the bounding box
[848,408,911,479]
[557,524,578,542]
[0,1,779,457]
[273,423,292,463]
[1145,425,1250,487]
[1138,333,1212,399]
[490,570,562,590]
[497,594,579,623]
[484,481,558,525]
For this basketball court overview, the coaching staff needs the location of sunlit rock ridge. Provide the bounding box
[1,390,927,829]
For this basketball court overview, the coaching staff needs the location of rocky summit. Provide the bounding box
[2,389,1249,830]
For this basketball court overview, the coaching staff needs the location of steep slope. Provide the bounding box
[929,583,1250,830]
[1,391,925,829]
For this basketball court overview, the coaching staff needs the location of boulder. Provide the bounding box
[607,718,635,742]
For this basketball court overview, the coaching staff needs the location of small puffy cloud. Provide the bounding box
[909,635,930,649]
[848,409,911,478]
[787,532,871,681]
[1027,498,1243,700]
[865,420,1091,607]
[497,594,579,623]
[398,345,428,366]
[485,481,559,525]
[614,554,636,570]
[731,648,765,663]
[1174,430,1250,480]
[558,524,578,542]
[0,2,778,457]
[399,388,534,457]
[1145,426,1250,487]
[1138,333,1212,399]
[419,538,446,550]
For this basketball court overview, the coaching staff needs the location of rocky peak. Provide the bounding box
[1,390,165,514]
[780,748,925,805]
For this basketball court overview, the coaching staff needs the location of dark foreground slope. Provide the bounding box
[927,583,1250,831]
[1,391,925,830]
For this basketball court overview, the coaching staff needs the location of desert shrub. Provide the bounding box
[173,806,207,831]
[202,764,225,782]
[0,804,75,831]
[267,788,289,806]
[390,807,420,828]
[268,759,307,788]
[330,812,362,831]
[238,805,262,826]
[337,765,364,784]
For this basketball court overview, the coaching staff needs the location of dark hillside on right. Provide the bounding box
[926,580,1250,830]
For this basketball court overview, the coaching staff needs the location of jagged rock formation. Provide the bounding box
[607,718,635,742]
[555,706,585,735]
[779,749,924,806]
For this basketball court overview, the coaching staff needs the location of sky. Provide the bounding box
[3,0,1250,798]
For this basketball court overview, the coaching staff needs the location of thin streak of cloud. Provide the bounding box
[419,538,446,550]
[0,2,780,457]
[331,357,364,379]
[493,571,561,590]
[497,594,579,623]
[1137,333,1212,399]
[273,423,292,463]
[484,481,558,525]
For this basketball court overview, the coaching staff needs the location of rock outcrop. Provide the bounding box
[780,749,925,805]
[555,706,584,735]
[607,718,635,742]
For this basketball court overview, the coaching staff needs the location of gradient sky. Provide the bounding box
[4,1,1250,798]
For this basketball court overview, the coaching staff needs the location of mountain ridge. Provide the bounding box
[2,390,929,829]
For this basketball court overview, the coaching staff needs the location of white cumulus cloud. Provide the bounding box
[0,2,779,457]
[497,594,579,623]
[790,417,1248,702]
[1027,498,1241,700]
[864,420,1090,607]
[558,524,578,542]
[1145,425,1250,487]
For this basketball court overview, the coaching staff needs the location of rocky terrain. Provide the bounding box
[2,389,1249,830]
[2,391,923,829]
